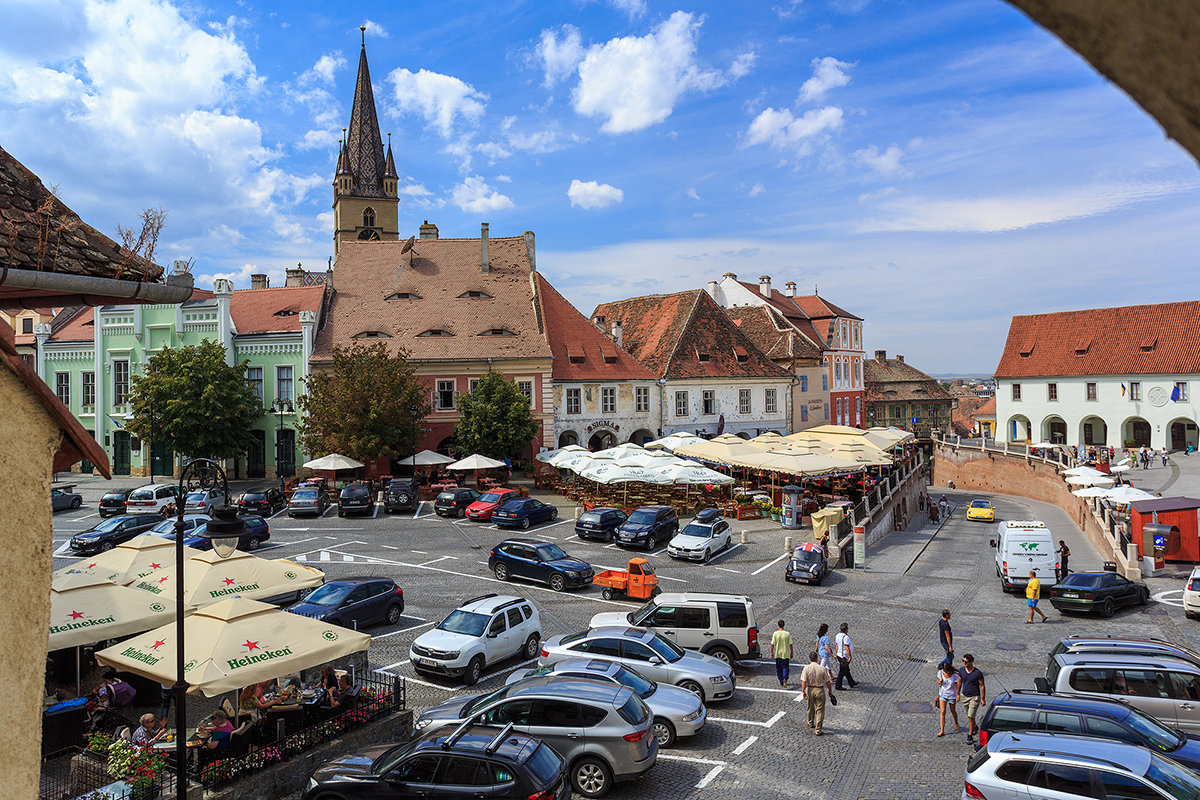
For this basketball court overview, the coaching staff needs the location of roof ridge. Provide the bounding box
[662,290,704,376]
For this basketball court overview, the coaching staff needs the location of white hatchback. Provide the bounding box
[1185,567,1200,619]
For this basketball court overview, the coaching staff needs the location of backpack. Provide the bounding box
[111,679,137,708]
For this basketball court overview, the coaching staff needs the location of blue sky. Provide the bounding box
[3,0,1198,374]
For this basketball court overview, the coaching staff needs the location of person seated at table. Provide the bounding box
[132,713,164,746]
[319,665,338,693]
[238,682,279,722]
[200,709,235,750]
[276,672,302,698]
[328,675,357,710]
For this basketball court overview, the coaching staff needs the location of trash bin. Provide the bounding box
[1102,561,1118,573]
[781,485,802,530]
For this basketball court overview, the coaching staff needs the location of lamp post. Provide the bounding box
[410,402,419,475]
[272,397,294,494]
[173,459,244,799]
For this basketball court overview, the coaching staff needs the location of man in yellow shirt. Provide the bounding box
[1026,570,1048,623]
[770,620,794,687]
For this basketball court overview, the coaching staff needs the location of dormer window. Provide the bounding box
[734,346,749,364]
[363,207,375,228]
[458,290,494,299]
[1074,338,1092,356]
[567,345,585,363]
[274,309,296,317]
[697,351,710,362]
[1140,335,1158,352]
[417,329,454,337]
[478,328,516,336]
[386,291,422,301]
[352,330,391,338]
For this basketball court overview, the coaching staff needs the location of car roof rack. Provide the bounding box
[442,719,475,750]
[485,723,515,754]
[465,594,499,606]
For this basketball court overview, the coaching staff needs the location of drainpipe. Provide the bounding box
[0,266,194,310]
[657,378,667,437]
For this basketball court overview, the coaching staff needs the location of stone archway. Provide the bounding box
[1079,415,1107,446]
[558,430,579,448]
[437,436,457,456]
[1042,415,1068,444]
[588,429,616,451]
[1121,417,1151,448]
[1006,415,1032,443]
[629,429,655,445]
[1169,418,1197,452]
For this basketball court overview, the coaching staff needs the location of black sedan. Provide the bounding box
[69,515,163,554]
[287,577,405,628]
[492,498,559,529]
[575,507,628,542]
[1047,571,1150,617]
[785,543,830,585]
[237,487,286,516]
[51,488,83,512]
[98,488,133,518]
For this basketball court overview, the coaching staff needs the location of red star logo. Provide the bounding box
[86,563,97,569]
[68,610,84,620]
[150,639,166,650]
[243,640,260,651]
[157,576,169,584]
[149,563,162,570]
[222,578,235,586]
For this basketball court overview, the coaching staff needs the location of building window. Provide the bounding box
[566,388,581,415]
[1129,381,1140,401]
[824,403,830,419]
[635,386,649,412]
[822,373,829,392]
[739,389,751,414]
[518,381,532,402]
[853,323,860,350]
[1176,382,1190,401]
[277,366,294,404]
[856,396,862,424]
[1086,382,1097,401]
[363,207,375,228]
[22,317,33,334]
[246,367,263,403]
[702,390,717,415]
[1047,383,1057,401]
[841,321,848,346]
[437,380,455,410]
[800,375,808,393]
[55,372,69,406]
[855,359,862,388]
[765,388,777,414]
[82,371,95,407]
[836,397,844,425]
[800,405,809,422]
[601,386,616,414]
[1011,383,1021,401]
[675,391,689,417]
[468,378,480,393]
[834,360,842,388]
[112,360,129,405]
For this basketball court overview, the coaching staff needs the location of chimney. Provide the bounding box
[481,222,490,274]
[896,354,905,363]
[286,264,306,287]
[722,272,737,280]
[875,349,887,362]
[419,220,439,240]
[593,314,606,331]
[611,320,622,347]
[785,281,796,297]
[524,231,536,272]
[759,275,771,296]
[705,280,718,300]
[250,274,269,290]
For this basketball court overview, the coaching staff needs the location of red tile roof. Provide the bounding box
[593,290,791,380]
[973,396,995,417]
[48,307,94,342]
[792,293,860,322]
[995,301,1200,378]
[723,305,821,361]
[535,274,654,381]
[231,285,326,335]
[313,236,552,363]
[864,357,955,403]
[732,280,839,348]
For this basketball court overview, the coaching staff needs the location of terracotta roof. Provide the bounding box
[593,290,791,380]
[995,301,1200,378]
[724,305,822,362]
[535,274,654,381]
[792,294,861,322]
[864,357,955,403]
[973,396,996,417]
[0,321,109,476]
[231,285,326,335]
[0,145,163,282]
[733,281,830,349]
[313,236,552,363]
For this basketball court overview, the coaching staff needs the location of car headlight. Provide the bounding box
[566,570,581,577]
[415,718,433,730]
[710,675,730,685]
[683,708,704,722]
[445,651,461,660]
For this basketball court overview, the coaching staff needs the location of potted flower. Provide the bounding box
[772,506,783,521]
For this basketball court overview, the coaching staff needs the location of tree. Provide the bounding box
[297,343,428,464]
[453,372,539,461]
[125,340,261,460]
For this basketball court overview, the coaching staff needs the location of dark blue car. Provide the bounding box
[574,506,628,542]
[287,577,405,628]
[491,498,558,529]
[184,516,270,552]
[489,538,594,592]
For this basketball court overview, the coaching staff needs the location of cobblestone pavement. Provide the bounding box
[51,478,1200,800]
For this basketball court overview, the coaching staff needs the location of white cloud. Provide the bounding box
[495,174,512,183]
[303,53,345,86]
[388,68,488,137]
[567,179,624,209]
[10,67,86,102]
[853,144,906,176]
[686,188,701,200]
[729,51,757,79]
[743,105,844,150]
[572,11,725,134]
[451,176,514,213]
[399,183,433,197]
[538,24,585,88]
[607,0,647,17]
[299,128,340,150]
[361,19,389,38]
[798,57,852,104]
[749,183,765,197]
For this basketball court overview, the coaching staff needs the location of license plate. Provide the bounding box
[1063,592,1079,598]
[414,656,436,666]
[795,576,810,583]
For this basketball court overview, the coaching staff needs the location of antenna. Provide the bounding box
[402,234,416,265]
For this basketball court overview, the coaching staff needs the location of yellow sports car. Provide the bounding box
[965,499,995,522]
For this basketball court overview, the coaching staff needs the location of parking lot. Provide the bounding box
[50,479,1200,799]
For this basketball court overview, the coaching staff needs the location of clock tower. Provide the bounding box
[333,26,399,255]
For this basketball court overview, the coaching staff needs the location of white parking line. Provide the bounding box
[395,674,457,691]
[714,567,741,574]
[751,552,790,576]
[381,545,398,550]
[268,508,287,520]
[371,620,433,640]
[695,765,726,788]
[731,735,758,756]
[372,504,380,519]
[658,754,726,766]
[414,501,430,518]
[272,536,321,548]
[737,685,800,695]
[410,550,428,554]
[379,659,410,671]
[707,711,785,728]
[322,506,336,518]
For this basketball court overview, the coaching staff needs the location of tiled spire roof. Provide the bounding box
[384,134,397,179]
[344,32,387,198]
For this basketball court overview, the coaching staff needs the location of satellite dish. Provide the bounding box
[401,235,415,254]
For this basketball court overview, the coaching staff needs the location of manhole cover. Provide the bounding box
[1141,608,1168,616]
[824,590,849,597]
[996,643,1026,651]
[897,702,933,714]
[907,656,928,663]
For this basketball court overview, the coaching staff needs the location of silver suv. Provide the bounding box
[964,730,1200,800]
[415,676,658,798]
[410,594,541,685]
[589,592,760,664]
[1041,652,1200,734]
[1049,635,1200,671]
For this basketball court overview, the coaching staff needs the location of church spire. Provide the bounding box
[343,25,387,198]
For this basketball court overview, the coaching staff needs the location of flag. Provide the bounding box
[1121,383,1126,397]
[1171,385,1181,402]
[108,415,124,429]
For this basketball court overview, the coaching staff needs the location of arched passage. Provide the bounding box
[1006,415,1031,443]
[1121,417,1151,448]
[437,436,456,456]
[629,429,655,445]
[1079,415,1107,446]
[558,430,579,448]
[1169,418,1198,452]
[588,429,616,451]
[1042,415,1068,444]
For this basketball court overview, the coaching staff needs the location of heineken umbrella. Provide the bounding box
[302,453,365,471]
[648,462,735,485]
[550,449,608,471]
[395,449,457,467]
[1072,486,1112,498]
[96,596,370,696]
[1105,486,1156,504]
[49,572,183,652]
[644,432,704,451]
[52,534,176,588]
[1065,475,1115,487]
[1063,466,1106,477]
[536,445,586,464]
[125,548,324,608]
[578,462,674,485]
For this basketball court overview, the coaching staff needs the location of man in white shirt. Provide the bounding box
[834,622,858,690]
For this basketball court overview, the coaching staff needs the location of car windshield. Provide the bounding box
[681,523,715,538]
[151,519,181,534]
[102,492,126,500]
[616,692,650,726]
[186,492,207,502]
[792,548,821,563]
[611,665,656,698]
[578,511,603,524]
[969,500,990,509]
[644,633,685,662]
[463,686,509,717]
[629,600,657,624]
[437,492,456,502]
[479,492,506,503]
[292,489,318,500]
[628,509,658,524]
[371,739,423,775]
[536,544,568,561]
[342,487,368,498]
[524,743,564,784]
[1125,708,1186,751]
[1060,574,1103,588]
[498,500,525,512]
[1146,752,1200,800]
[438,610,489,636]
[303,584,353,606]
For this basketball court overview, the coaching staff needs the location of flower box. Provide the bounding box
[735,506,762,520]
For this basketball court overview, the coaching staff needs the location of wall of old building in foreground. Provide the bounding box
[0,365,63,799]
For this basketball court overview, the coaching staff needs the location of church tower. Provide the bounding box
[333,26,399,255]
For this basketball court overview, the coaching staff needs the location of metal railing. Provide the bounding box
[39,745,179,800]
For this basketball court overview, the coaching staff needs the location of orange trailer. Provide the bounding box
[592,557,660,601]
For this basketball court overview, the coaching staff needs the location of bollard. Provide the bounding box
[740,529,749,545]
[575,506,583,519]
[784,535,792,554]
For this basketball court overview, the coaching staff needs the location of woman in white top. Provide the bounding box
[936,663,960,737]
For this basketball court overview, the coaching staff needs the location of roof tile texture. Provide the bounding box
[724,305,822,361]
[230,285,325,335]
[535,274,654,381]
[864,357,955,403]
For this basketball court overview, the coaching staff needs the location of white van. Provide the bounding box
[992,520,1057,592]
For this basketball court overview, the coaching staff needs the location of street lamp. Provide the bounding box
[173,459,244,798]
[272,397,294,494]
[410,402,419,474]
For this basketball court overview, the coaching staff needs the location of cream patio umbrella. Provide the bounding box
[1105,486,1155,504]
[1072,486,1112,498]
[864,426,916,448]
[395,449,457,467]
[824,441,894,467]
[645,432,704,451]
[52,533,176,587]
[1063,466,1106,477]
[578,461,674,485]
[448,453,509,488]
[674,435,768,469]
[750,451,862,477]
[1065,475,1115,487]
[49,572,183,652]
[125,548,325,607]
[96,596,370,696]
[535,444,586,464]
[302,453,365,471]
[647,462,735,485]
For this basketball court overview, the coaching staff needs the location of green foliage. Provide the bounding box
[453,372,539,461]
[297,343,428,463]
[125,340,261,459]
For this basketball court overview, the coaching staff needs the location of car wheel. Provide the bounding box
[571,757,613,799]
[71,497,82,509]
[606,531,614,543]
[679,680,705,701]
[100,541,114,552]
[463,656,484,686]
[550,574,566,592]
[521,517,531,530]
[1139,588,1149,606]
[385,604,402,625]
[550,507,558,521]
[1101,598,1115,618]
[651,717,677,748]
[458,507,466,518]
[602,588,615,601]
[524,634,540,660]
[337,511,344,518]
[246,536,261,551]
[494,563,509,581]
[708,646,736,666]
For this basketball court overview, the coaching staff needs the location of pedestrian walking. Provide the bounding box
[1163,449,1169,467]
[1026,570,1048,623]
[918,493,926,512]
[770,620,793,688]
[958,654,986,745]
[835,622,858,690]
[816,623,835,675]
[936,662,961,737]
[800,651,833,735]
[938,495,948,518]
[1057,540,1071,580]
[938,609,953,668]
[929,502,939,524]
